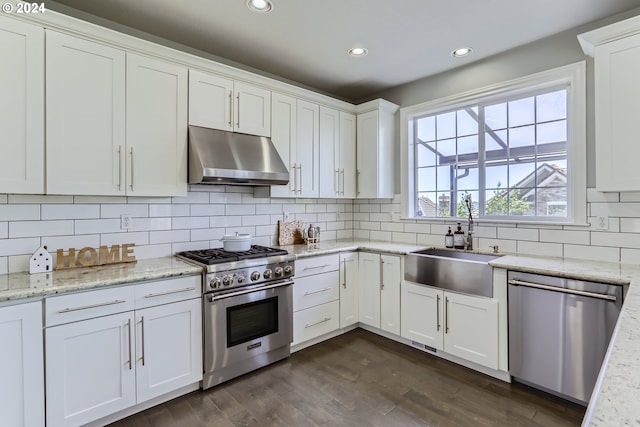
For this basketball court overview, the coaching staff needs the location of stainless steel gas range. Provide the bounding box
[176,245,295,389]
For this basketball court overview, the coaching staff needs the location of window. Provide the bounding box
[401,63,586,224]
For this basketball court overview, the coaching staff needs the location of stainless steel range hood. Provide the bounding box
[188,126,289,186]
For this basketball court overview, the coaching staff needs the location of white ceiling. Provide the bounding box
[48,0,640,102]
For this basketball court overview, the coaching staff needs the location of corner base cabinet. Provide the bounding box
[401,281,499,370]
[358,252,401,335]
[0,301,45,427]
[45,276,201,427]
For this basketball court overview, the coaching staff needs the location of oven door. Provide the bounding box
[203,280,293,387]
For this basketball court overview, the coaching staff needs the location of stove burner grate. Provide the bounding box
[177,245,289,265]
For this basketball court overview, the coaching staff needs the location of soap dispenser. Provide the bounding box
[453,222,465,249]
[445,227,454,248]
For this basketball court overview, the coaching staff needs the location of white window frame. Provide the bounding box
[400,62,587,225]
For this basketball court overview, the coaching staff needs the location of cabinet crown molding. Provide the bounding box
[578,14,640,56]
[355,98,400,115]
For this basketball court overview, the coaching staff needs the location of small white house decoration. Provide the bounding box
[30,245,52,274]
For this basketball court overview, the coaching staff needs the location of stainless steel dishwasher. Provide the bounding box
[508,271,624,405]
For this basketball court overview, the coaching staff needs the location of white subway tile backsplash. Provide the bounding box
[317,213,338,222]
[591,202,640,218]
[256,204,283,215]
[295,214,318,224]
[539,229,590,245]
[337,229,353,240]
[0,195,6,204]
[353,213,370,221]
[621,218,640,233]
[172,192,210,204]
[10,220,74,238]
[392,232,417,244]
[42,204,100,220]
[134,244,173,259]
[101,232,149,246]
[210,216,242,228]
[210,192,242,204]
[592,232,640,249]
[101,204,149,218]
[370,230,392,241]
[74,196,127,204]
[325,221,345,231]
[586,189,619,203]
[242,193,271,204]
[148,204,189,217]
[473,226,497,239]
[255,225,278,237]
[517,241,563,257]
[621,248,640,264]
[191,228,224,241]
[242,215,271,226]
[564,244,620,263]
[359,204,381,213]
[126,196,173,204]
[226,204,256,216]
[477,238,517,254]
[359,221,381,231]
[9,195,73,204]
[190,204,226,216]
[172,216,209,230]
[75,219,122,234]
[0,222,6,239]
[620,192,640,202]
[497,227,539,241]
[381,222,404,232]
[43,235,100,252]
[0,205,40,221]
[417,233,445,246]
[369,213,392,222]
[8,255,30,274]
[172,241,209,253]
[404,223,430,234]
[306,204,327,213]
[150,230,190,245]
[354,229,370,240]
[0,237,40,256]
[0,257,7,274]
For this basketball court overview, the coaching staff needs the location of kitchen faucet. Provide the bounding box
[465,194,474,250]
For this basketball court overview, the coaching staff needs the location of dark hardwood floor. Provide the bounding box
[109,329,585,427]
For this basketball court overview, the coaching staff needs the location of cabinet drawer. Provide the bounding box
[45,286,135,326]
[293,300,339,345]
[134,275,201,309]
[293,270,339,312]
[296,254,339,278]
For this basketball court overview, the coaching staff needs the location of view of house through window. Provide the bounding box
[414,88,568,220]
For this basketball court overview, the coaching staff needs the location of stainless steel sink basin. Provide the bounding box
[404,248,502,297]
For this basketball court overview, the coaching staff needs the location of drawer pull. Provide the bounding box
[303,264,331,271]
[58,299,126,314]
[143,287,196,299]
[304,287,332,296]
[305,317,331,328]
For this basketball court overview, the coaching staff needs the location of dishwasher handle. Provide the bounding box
[508,279,618,302]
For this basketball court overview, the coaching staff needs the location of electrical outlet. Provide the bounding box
[283,212,292,222]
[121,214,133,229]
[596,215,609,230]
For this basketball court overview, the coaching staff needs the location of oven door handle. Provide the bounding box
[208,280,294,302]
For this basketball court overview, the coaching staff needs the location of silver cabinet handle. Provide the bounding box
[380,258,384,290]
[303,264,331,271]
[508,279,618,302]
[335,169,339,194]
[127,318,132,370]
[140,316,145,366]
[356,170,360,195]
[436,294,441,331]
[305,317,331,328]
[340,169,345,195]
[304,287,332,296]
[291,164,297,192]
[129,146,134,191]
[209,280,293,302]
[117,145,122,191]
[228,91,232,127]
[298,163,303,193]
[236,93,240,127]
[144,287,196,299]
[342,259,347,288]
[445,296,449,334]
[58,299,126,314]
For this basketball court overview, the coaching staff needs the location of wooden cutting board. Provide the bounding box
[278,220,305,245]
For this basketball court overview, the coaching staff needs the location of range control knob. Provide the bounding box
[210,277,222,289]
[263,269,273,280]
[283,265,293,275]
[274,267,283,277]
[237,275,245,284]
[222,275,233,287]
[250,271,261,281]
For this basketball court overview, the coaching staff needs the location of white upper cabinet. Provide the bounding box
[126,53,188,197]
[296,99,320,197]
[46,30,126,196]
[319,108,356,198]
[189,70,271,137]
[579,16,640,191]
[356,99,399,199]
[270,92,297,197]
[0,17,44,194]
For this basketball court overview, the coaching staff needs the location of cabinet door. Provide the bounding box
[380,254,401,335]
[296,100,320,197]
[443,292,499,370]
[0,301,44,427]
[319,106,340,198]
[135,298,202,403]
[126,53,188,196]
[339,252,359,328]
[188,70,233,131]
[401,282,443,350]
[594,33,640,191]
[356,110,379,198]
[46,312,136,427]
[46,31,125,195]
[234,81,271,137]
[270,92,297,197]
[0,17,44,194]
[358,252,381,328]
[339,112,357,198]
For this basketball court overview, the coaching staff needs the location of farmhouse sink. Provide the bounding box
[404,248,502,298]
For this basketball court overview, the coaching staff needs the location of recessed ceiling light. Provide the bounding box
[451,47,473,58]
[247,0,273,13]
[348,47,368,58]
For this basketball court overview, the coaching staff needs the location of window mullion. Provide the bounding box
[478,105,486,216]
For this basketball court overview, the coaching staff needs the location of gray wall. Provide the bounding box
[360,7,640,190]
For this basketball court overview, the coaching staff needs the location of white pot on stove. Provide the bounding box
[220,232,252,252]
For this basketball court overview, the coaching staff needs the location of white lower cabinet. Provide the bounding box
[358,252,401,335]
[45,276,201,427]
[292,255,340,345]
[0,301,45,427]
[401,281,499,370]
[339,252,358,327]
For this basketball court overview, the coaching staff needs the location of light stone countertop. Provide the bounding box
[0,257,202,304]
[0,241,637,425]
